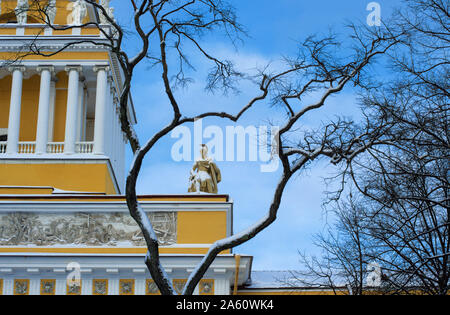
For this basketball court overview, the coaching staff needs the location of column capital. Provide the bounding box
[93,65,110,73]
[37,65,55,74]
[8,66,26,73]
[65,65,83,73]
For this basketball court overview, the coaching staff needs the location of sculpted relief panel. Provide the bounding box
[0,212,177,247]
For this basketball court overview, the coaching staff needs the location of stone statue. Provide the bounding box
[46,0,57,25]
[15,0,29,25]
[108,7,115,21]
[99,0,115,24]
[71,0,87,25]
[188,144,221,194]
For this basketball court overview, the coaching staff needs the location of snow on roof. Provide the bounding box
[244,271,301,289]
[244,270,348,290]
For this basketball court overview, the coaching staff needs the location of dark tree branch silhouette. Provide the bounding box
[2,0,401,295]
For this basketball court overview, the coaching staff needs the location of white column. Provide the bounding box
[93,66,109,155]
[76,81,85,143]
[6,66,26,154]
[112,97,119,169]
[106,76,114,158]
[81,88,88,141]
[35,66,54,154]
[47,79,56,142]
[64,66,82,154]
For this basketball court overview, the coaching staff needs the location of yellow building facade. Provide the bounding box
[0,0,324,295]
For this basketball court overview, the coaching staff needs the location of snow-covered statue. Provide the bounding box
[15,0,29,25]
[46,0,57,25]
[108,6,115,21]
[71,0,87,25]
[188,144,221,194]
[99,0,115,24]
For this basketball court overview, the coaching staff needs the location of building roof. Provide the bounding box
[244,271,300,289]
[242,270,351,293]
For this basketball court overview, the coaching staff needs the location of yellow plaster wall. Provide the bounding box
[104,166,116,196]
[0,76,12,129]
[0,187,53,194]
[54,0,74,25]
[0,75,40,141]
[177,211,228,244]
[19,75,40,141]
[53,71,68,142]
[24,27,46,36]
[0,28,17,35]
[0,163,117,194]
[0,1,16,21]
[81,27,100,35]
[52,29,74,35]
[0,71,69,141]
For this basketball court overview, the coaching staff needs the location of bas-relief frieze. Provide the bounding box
[0,212,177,247]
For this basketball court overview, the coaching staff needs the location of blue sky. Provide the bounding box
[115,0,403,270]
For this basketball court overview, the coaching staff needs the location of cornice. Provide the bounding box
[0,200,232,212]
[0,37,112,52]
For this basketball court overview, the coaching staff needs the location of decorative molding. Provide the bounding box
[0,41,111,52]
[119,279,134,295]
[0,212,177,247]
[7,66,26,73]
[199,279,214,295]
[145,279,159,295]
[36,65,55,74]
[64,65,83,73]
[0,255,254,295]
[13,279,29,295]
[67,280,82,295]
[93,65,110,73]
[40,279,56,295]
[92,279,108,295]
[172,279,187,295]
